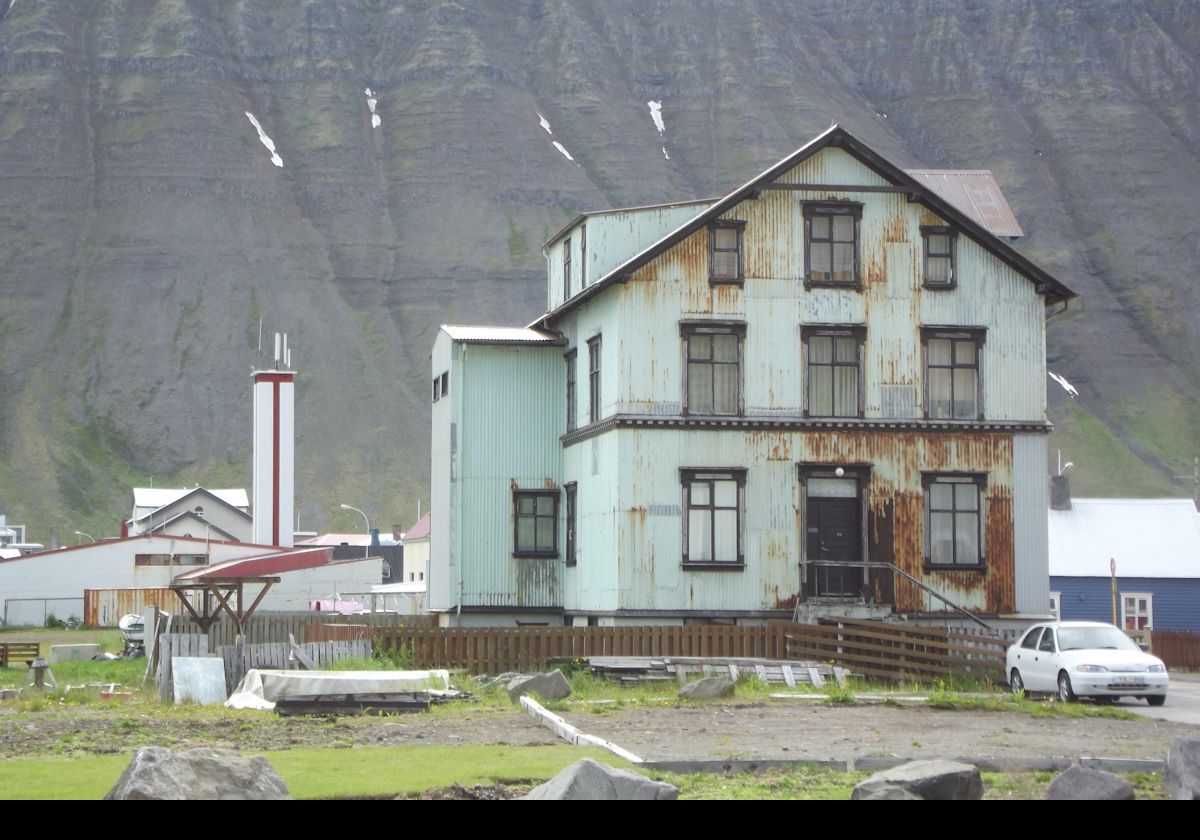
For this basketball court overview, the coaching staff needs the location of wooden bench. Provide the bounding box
[0,642,41,668]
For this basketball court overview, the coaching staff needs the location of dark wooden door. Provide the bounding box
[805,496,863,597]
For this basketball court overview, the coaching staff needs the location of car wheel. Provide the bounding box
[1146,695,1166,707]
[1057,671,1077,703]
[1009,668,1025,696]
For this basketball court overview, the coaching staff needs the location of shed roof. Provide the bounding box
[904,170,1024,237]
[1049,499,1200,578]
[172,546,339,581]
[440,325,563,345]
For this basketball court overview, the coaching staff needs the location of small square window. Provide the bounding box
[922,226,958,289]
[514,489,559,557]
[709,221,745,284]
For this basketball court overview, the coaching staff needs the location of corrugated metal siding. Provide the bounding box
[1012,435,1050,615]
[1052,576,1200,633]
[564,432,621,612]
[615,148,1046,422]
[458,343,564,608]
[607,428,1016,615]
[429,332,455,611]
[84,588,184,627]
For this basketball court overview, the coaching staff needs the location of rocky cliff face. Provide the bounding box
[1,0,1197,541]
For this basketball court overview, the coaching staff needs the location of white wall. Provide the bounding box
[256,557,383,611]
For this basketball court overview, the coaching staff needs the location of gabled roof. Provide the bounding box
[133,487,249,511]
[130,486,253,528]
[1049,498,1200,579]
[404,512,430,541]
[535,124,1075,326]
[440,325,564,345]
[143,510,240,541]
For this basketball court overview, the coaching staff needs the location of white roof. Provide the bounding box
[1049,498,1200,578]
[440,325,559,344]
[133,487,250,510]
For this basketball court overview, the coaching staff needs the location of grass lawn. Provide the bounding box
[0,744,626,800]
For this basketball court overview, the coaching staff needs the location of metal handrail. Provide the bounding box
[805,560,993,630]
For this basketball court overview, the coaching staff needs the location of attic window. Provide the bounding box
[804,203,862,288]
[709,221,745,285]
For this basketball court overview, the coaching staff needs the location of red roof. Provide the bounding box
[404,512,430,541]
[172,546,335,580]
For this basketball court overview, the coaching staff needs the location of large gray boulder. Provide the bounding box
[104,747,291,800]
[1046,766,1135,800]
[507,669,572,702]
[1165,738,1200,800]
[522,758,678,800]
[679,676,735,700]
[851,760,982,801]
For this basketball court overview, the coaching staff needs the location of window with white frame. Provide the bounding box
[1049,591,1061,619]
[1121,592,1153,630]
[681,469,745,568]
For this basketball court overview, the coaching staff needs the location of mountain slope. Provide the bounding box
[0,0,1197,542]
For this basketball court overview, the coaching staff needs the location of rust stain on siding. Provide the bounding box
[749,431,792,461]
[985,490,1015,614]
[515,557,559,607]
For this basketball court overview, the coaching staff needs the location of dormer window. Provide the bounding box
[709,221,745,285]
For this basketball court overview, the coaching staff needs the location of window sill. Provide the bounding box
[925,564,986,573]
[804,279,862,291]
[922,281,957,291]
[924,416,984,423]
[708,278,744,286]
[682,562,746,572]
[514,551,559,560]
[564,560,577,568]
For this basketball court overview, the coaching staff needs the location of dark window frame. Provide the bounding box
[921,327,985,420]
[563,236,572,301]
[564,482,578,567]
[708,220,746,285]
[513,489,560,558]
[580,225,587,287]
[801,324,866,418]
[565,349,577,433]
[922,472,987,571]
[921,226,958,290]
[681,468,746,570]
[432,377,440,403]
[440,372,449,398]
[587,335,602,424]
[681,320,747,417]
[803,202,863,288]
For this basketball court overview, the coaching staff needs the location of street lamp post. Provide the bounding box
[340,504,370,558]
[73,531,95,544]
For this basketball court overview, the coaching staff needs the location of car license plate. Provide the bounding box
[1112,676,1140,684]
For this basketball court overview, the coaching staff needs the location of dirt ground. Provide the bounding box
[2,699,1196,763]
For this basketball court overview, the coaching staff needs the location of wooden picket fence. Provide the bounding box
[306,619,1009,682]
[1150,630,1200,671]
[170,611,433,648]
[785,618,1008,682]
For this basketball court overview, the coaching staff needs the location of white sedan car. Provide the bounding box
[1006,621,1168,706]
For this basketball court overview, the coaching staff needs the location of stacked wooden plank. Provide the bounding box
[578,656,847,688]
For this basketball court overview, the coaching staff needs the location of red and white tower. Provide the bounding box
[252,333,295,547]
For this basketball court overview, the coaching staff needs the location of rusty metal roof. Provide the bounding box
[440,325,562,344]
[905,170,1024,237]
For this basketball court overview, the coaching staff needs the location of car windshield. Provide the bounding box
[1056,626,1140,652]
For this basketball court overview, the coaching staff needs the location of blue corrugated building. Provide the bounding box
[1048,487,1200,632]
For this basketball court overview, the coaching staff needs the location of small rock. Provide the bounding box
[522,758,678,800]
[679,676,735,700]
[851,759,982,801]
[506,669,572,702]
[1165,738,1200,800]
[1046,766,1134,800]
[104,747,290,800]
